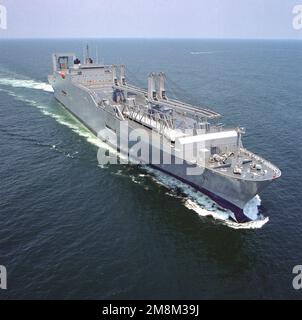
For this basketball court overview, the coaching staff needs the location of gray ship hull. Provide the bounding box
[51,78,272,223]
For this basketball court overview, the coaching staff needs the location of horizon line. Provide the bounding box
[0,36,302,41]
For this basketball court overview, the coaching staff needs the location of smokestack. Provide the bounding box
[159,72,167,100]
[120,65,126,86]
[148,73,157,101]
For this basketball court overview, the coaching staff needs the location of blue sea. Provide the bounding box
[0,39,302,299]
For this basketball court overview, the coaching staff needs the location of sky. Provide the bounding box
[0,0,301,39]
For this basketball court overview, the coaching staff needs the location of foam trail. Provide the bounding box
[0,78,54,92]
[40,109,113,150]
[0,85,126,160]
[0,87,108,151]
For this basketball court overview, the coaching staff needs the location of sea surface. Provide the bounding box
[0,39,301,299]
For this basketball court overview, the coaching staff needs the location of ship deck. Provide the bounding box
[113,83,222,119]
[207,149,281,181]
[78,83,281,182]
[82,82,222,120]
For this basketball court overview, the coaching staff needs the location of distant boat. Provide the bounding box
[190,51,213,55]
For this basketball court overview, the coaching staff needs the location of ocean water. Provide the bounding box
[0,39,302,299]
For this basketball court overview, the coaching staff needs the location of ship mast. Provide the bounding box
[236,127,246,161]
[85,45,90,64]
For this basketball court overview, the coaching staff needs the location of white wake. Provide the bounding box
[0,78,54,92]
